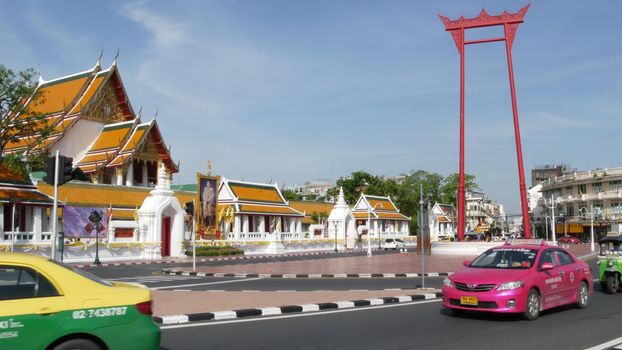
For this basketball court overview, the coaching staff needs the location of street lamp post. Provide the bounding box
[9,198,19,252]
[541,196,560,245]
[419,184,427,289]
[367,206,372,257]
[333,221,338,253]
[579,204,595,252]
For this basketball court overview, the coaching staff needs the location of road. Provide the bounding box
[79,252,619,350]
[160,288,622,350]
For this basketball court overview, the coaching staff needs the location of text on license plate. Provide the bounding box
[460,296,478,305]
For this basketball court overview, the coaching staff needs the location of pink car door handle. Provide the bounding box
[559,271,564,276]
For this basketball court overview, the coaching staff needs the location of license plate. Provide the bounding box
[460,296,478,306]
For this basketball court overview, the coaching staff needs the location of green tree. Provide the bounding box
[0,64,50,167]
[439,173,478,205]
[327,171,383,204]
[282,189,301,201]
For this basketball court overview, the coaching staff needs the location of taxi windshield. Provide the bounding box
[48,259,114,286]
[469,248,537,269]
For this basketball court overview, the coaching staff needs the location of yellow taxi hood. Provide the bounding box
[0,253,151,308]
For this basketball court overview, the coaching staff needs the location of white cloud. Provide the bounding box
[537,111,594,128]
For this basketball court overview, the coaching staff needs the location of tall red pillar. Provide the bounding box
[440,5,533,239]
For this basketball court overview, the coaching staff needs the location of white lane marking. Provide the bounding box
[151,277,265,290]
[160,299,441,330]
[584,336,622,350]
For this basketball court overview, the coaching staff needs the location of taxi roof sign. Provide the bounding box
[504,238,548,246]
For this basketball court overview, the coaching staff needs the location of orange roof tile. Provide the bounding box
[0,165,30,185]
[230,183,284,203]
[375,212,409,220]
[69,72,107,114]
[37,182,196,210]
[289,201,334,215]
[367,198,397,211]
[0,188,54,205]
[89,121,134,152]
[27,73,92,116]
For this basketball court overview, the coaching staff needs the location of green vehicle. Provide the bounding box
[0,253,160,350]
[597,235,622,294]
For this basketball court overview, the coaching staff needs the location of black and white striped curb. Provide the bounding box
[153,292,443,325]
[71,251,338,268]
[161,269,453,278]
[577,252,599,261]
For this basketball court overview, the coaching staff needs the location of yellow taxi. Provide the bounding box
[0,253,160,350]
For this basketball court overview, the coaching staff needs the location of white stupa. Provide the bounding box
[137,163,185,259]
[327,187,357,249]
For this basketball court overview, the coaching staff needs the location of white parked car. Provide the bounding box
[382,238,406,250]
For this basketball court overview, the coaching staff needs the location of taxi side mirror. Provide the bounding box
[540,262,554,271]
[463,260,471,267]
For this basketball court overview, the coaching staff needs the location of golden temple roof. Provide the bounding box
[228,182,285,204]
[3,63,178,174]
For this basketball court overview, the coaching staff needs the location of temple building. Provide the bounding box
[0,61,192,261]
[4,60,177,185]
[351,194,410,238]
[217,178,304,240]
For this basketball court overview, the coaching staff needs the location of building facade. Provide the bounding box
[536,167,622,241]
[351,194,410,238]
[217,178,304,241]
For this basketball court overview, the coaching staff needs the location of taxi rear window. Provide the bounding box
[47,259,114,287]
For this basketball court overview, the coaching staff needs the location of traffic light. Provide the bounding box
[42,156,55,185]
[58,155,73,185]
[41,155,74,186]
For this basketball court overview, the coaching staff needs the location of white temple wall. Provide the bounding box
[51,119,103,161]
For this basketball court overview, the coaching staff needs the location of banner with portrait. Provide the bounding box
[196,174,220,238]
[63,206,108,238]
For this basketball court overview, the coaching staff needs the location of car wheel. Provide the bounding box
[606,274,619,294]
[52,338,102,350]
[523,289,540,321]
[576,281,589,309]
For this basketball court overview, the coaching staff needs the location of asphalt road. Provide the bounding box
[160,286,622,350]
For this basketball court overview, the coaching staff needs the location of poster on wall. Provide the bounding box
[196,174,220,239]
[63,206,108,238]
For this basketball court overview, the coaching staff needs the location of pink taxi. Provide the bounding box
[442,239,593,320]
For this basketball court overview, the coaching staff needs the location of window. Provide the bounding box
[47,259,113,287]
[578,184,587,195]
[593,182,603,194]
[610,180,622,192]
[555,250,575,266]
[594,202,604,218]
[612,202,622,215]
[538,250,558,269]
[0,266,59,301]
[566,205,574,218]
[565,186,573,196]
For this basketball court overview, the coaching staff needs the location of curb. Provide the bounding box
[161,269,453,278]
[577,252,599,261]
[72,251,338,268]
[153,292,443,325]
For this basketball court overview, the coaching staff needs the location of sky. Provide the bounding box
[1,0,621,214]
